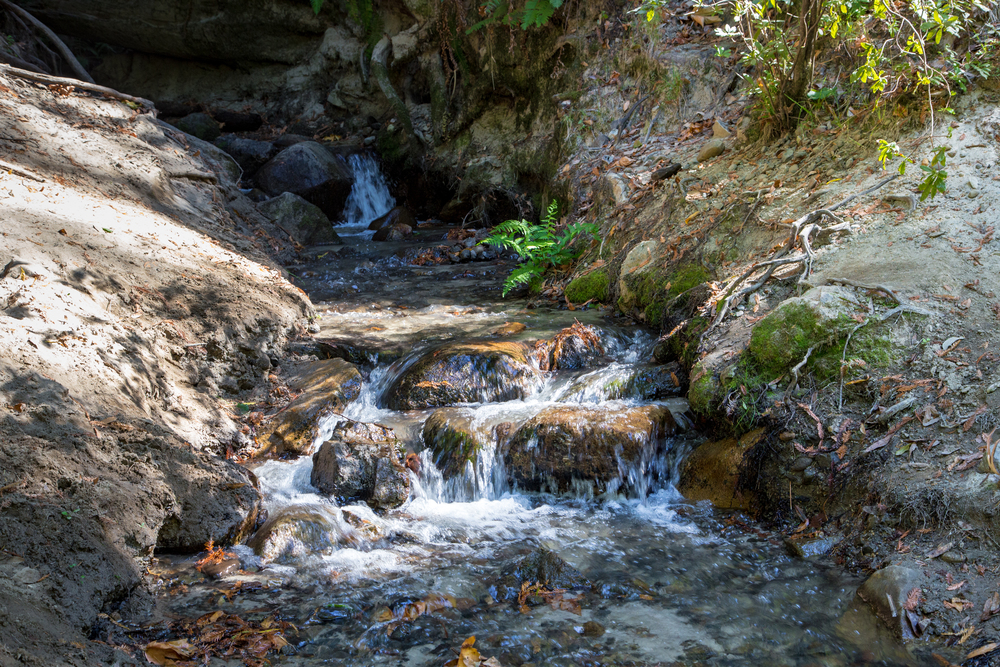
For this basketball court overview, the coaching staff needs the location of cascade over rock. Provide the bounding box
[505,405,678,494]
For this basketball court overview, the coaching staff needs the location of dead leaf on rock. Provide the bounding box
[143,639,193,665]
[981,591,1000,621]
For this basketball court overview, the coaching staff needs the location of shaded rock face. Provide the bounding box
[246,504,349,563]
[171,112,221,141]
[257,192,342,247]
[254,142,354,218]
[310,421,410,510]
[533,322,604,371]
[258,359,362,456]
[677,428,765,510]
[493,548,589,601]
[856,566,924,639]
[214,135,278,177]
[368,205,417,231]
[505,405,677,494]
[384,342,542,411]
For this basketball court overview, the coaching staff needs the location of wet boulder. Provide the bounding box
[505,405,677,494]
[610,363,685,400]
[254,142,354,218]
[257,192,342,247]
[368,205,417,231]
[257,359,362,457]
[371,222,412,241]
[493,548,589,601]
[533,321,605,371]
[311,421,411,510]
[677,428,765,510]
[856,566,924,639]
[246,504,350,563]
[384,341,542,410]
[171,112,221,142]
[214,135,278,177]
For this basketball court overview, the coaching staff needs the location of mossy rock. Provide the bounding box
[652,317,709,370]
[748,286,860,377]
[422,408,483,478]
[688,359,721,416]
[565,269,609,303]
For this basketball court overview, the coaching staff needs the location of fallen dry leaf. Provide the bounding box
[947,580,966,591]
[927,542,954,559]
[144,639,193,665]
[967,643,999,660]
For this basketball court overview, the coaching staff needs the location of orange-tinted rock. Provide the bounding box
[677,428,765,509]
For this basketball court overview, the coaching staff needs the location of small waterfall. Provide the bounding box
[341,153,395,229]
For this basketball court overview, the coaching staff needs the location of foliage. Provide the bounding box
[564,269,610,303]
[467,0,565,33]
[634,0,994,199]
[481,200,599,297]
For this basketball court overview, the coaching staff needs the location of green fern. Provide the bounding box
[310,0,324,14]
[481,200,599,297]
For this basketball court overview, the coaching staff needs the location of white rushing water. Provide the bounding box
[340,153,395,229]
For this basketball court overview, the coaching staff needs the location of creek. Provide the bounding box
[153,155,939,666]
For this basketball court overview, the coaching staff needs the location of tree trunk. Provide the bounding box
[778,0,822,130]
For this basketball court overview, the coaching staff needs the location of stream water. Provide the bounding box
[153,155,944,666]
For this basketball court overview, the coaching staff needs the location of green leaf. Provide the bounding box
[310,0,325,14]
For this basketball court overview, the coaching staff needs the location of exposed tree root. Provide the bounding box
[0,158,45,182]
[0,64,155,110]
[0,0,94,83]
[707,174,900,333]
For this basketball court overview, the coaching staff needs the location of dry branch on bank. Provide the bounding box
[708,174,900,331]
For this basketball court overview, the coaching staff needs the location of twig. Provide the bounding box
[0,64,154,110]
[784,346,815,400]
[0,0,94,83]
[826,174,899,212]
[0,158,45,182]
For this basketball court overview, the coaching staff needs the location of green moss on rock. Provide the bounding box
[565,269,610,304]
[688,360,720,416]
[748,302,852,377]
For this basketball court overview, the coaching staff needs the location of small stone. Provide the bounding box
[790,456,813,472]
[940,551,965,563]
[698,138,725,162]
[779,431,796,441]
[582,621,605,637]
[255,353,272,370]
[712,120,731,138]
[201,558,240,579]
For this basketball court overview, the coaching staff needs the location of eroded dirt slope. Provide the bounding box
[0,68,312,665]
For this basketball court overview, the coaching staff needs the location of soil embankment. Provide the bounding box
[0,68,312,664]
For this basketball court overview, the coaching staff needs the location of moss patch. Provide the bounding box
[565,269,610,303]
[667,264,710,299]
[688,360,720,416]
[748,302,852,377]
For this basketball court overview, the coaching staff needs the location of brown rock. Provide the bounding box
[384,341,541,410]
[257,358,362,457]
[677,428,765,509]
[368,205,417,231]
[371,222,412,241]
[201,558,240,579]
[533,321,604,371]
[505,405,677,494]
